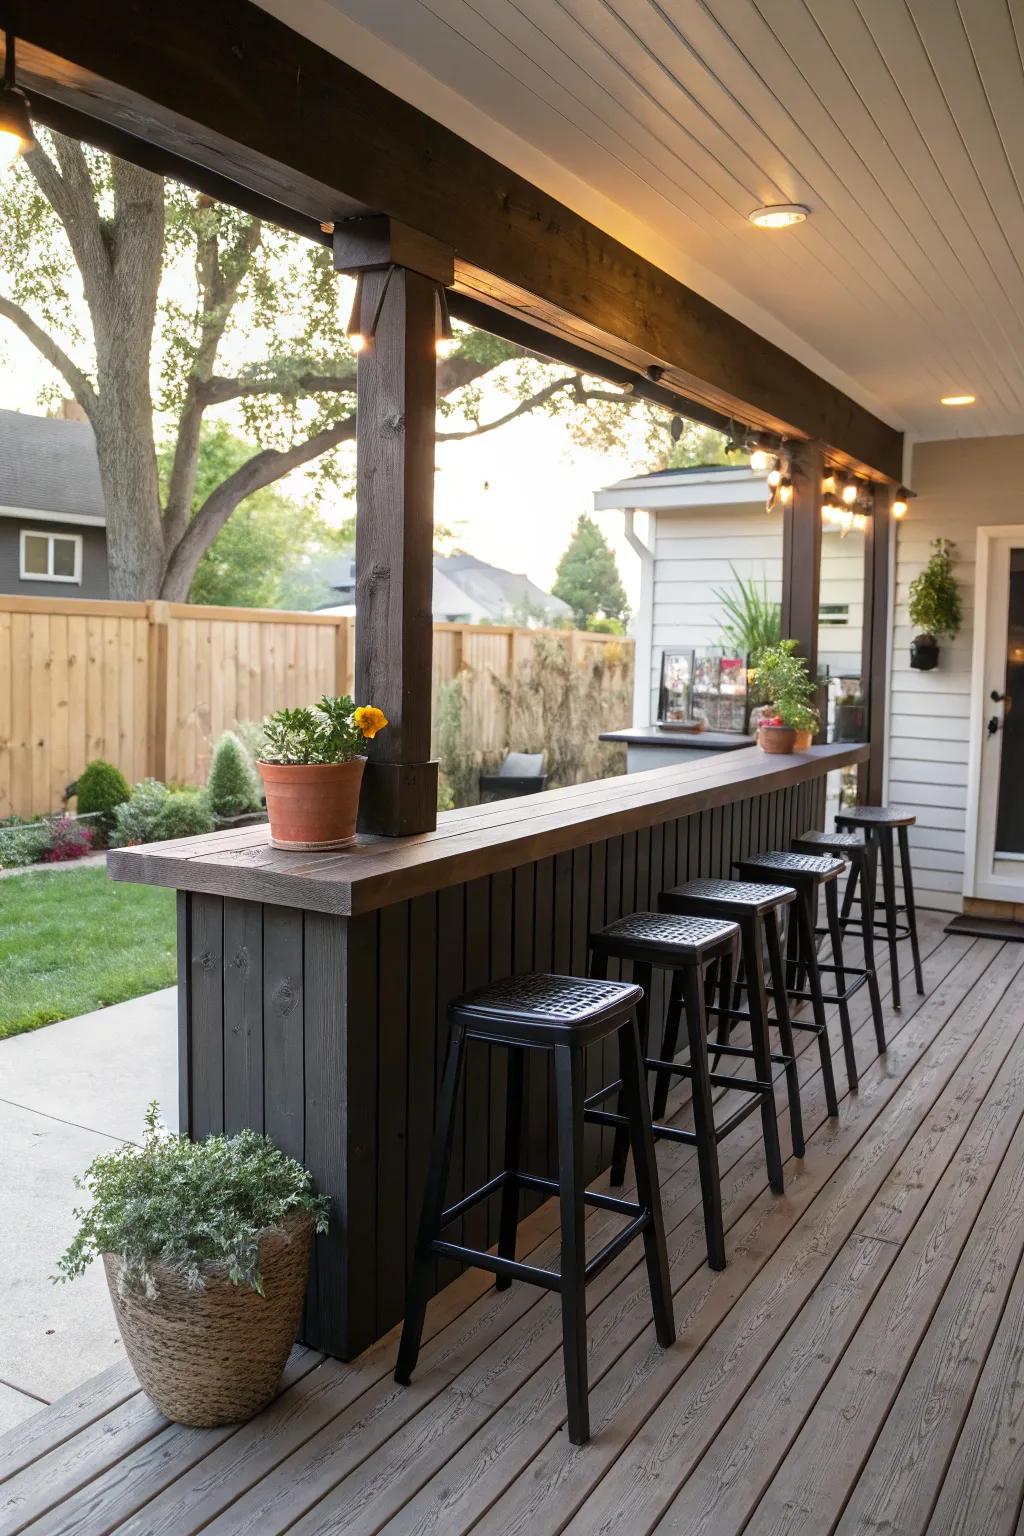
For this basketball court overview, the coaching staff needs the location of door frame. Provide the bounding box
[964,522,1024,902]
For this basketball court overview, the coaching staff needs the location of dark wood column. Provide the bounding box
[781,440,824,676]
[859,481,892,804]
[337,219,449,835]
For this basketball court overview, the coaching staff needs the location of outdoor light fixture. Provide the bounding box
[822,469,836,497]
[750,447,772,473]
[767,458,783,489]
[346,265,398,355]
[0,32,34,169]
[840,475,860,506]
[748,204,809,229]
[778,476,793,507]
[434,284,454,360]
[892,485,916,519]
[940,393,976,406]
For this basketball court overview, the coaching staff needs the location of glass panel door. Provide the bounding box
[994,549,1024,857]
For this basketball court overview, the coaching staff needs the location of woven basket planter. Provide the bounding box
[102,1210,313,1426]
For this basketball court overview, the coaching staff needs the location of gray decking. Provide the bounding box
[3,908,1024,1536]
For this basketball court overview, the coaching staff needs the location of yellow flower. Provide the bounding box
[354,705,388,740]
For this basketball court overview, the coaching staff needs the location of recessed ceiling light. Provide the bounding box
[748,204,809,229]
[940,393,976,406]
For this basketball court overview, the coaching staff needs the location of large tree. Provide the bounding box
[1,132,715,602]
[553,513,630,630]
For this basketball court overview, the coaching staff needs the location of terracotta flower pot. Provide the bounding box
[258,758,366,849]
[757,724,797,755]
[792,728,814,751]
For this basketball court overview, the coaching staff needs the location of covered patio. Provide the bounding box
[2,2,1023,1532]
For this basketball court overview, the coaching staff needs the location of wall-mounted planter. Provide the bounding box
[910,634,940,671]
[834,702,866,741]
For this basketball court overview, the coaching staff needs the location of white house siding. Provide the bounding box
[887,435,1024,914]
[818,527,865,680]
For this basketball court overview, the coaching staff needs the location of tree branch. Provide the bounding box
[435,375,630,440]
[25,134,113,327]
[0,295,98,417]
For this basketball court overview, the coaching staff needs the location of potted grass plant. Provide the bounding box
[56,1104,329,1427]
[908,537,962,670]
[258,694,387,849]
[751,639,819,753]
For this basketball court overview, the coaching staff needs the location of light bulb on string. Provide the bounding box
[767,457,783,489]
[778,476,793,507]
[841,477,859,506]
[892,485,911,519]
[0,32,33,171]
[822,469,836,497]
[750,447,772,473]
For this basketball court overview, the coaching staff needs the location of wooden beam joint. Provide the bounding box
[334,215,454,287]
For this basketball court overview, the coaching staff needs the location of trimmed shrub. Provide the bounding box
[150,790,215,842]
[109,781,171,848]
[73,760,130,824]
[206,731,261,819]
[0,814,52,868]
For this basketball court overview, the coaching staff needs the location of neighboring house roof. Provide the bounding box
[594,464,768,513]
[0,409,106,525]
[324,550,571,625]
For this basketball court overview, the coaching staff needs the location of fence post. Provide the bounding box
[147,601,170,783]
[335,616,354,697]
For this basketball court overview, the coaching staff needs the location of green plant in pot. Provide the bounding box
[751,640,820,753]
[258,694,388,849]
[907,537,962,670]
[56,1104,329,1427]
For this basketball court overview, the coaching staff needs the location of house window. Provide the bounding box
[19,529,82,584]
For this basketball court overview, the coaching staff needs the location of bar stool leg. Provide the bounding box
[764,909,805,1158]
[739,918,785,1193]
[860,842,887,1054]
[680,962,726,1271]
[878,828,902,1011]
[652,968,684,1122]
[610,959,652,1187]
[824,876,859,1091]
[710,945,735,1072]
[553,1042,590,1445]
[898,825,925,996]
[395,1022,467,1385]
[617,1012,676,1342]
[793,892,839,1117]
[495,1046,526,1290]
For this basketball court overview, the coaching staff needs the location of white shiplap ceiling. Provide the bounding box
[257,0,1024,442]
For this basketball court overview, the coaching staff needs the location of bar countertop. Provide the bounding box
[108,743,867,917]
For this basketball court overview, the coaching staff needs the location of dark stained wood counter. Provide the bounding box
[108,742,865,1361]
[108,743,866,916]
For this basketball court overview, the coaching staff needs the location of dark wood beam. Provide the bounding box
[859,483,893,805]
[781,441,824,679]
[353,263,439,836]
[2,1,902,479]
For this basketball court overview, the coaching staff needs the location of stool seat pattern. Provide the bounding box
[451,972,640,1043]
[792,829,865,854]
[595,911,738,957]
[663,877,797,912]
[836,805,916,828]
[738,850,845,881]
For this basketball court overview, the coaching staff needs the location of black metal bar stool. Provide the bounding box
[734,850,855,1099]
[586,912,742,1272]
[395,972,675,1446]
[791,830,887,1065]
[834,806,924,1010]
[659,878,804,1167]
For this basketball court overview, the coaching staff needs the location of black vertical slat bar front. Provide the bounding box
[189,892,224,1136]
[303,909,345,1355]
[489,869,514,1228]
[337,910,379,1357]
[376,901,410,1334]
[222,897,264,1134]
[435,882,466,1286]
[462,875,491,1249]
[176,891,191,1136]
[407,891,439,1292]
[261,905,304,1164]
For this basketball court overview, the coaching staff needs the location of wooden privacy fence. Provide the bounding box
[0,596,633,817]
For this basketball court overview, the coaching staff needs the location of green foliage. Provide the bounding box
[151,790,215,841]
[261,695,381,765]
[552,514,629,630]
[586,615,627,635]
[56,1103,329,1297]
[0,868,176,1039]
[74,759,130,824]
[752,640,819,731]
[232,719,269,764]
[206,731,262,818]
[494,635,632,788]
[908,538,963,640]
[0,814,53,868]
[712,567,782,662]
[109,780,171,847]
[435,678,482,809]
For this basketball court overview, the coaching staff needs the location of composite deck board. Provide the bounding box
[4,918,1024,1535]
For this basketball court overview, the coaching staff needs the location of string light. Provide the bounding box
[822,469,836,497]
[750,447,772,473]
[767,458,783,489]
[0,32,33,170]
[892,484,915,519]
[778,476,793,506]
[841,475,860,506]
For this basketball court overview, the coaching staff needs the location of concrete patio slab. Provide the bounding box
[0,1382,44,1436]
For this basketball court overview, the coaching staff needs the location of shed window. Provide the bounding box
[20,529,82,584]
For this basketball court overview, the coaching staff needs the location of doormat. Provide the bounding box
[945,914,1024,943]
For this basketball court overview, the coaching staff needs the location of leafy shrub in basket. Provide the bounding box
[151,790,215,841]
[206,731,262,818]
[56,1103,329,1297]
[73,759,130,827]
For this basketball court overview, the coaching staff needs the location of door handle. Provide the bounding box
[988,715,1002,736]
[991,690,1007,703]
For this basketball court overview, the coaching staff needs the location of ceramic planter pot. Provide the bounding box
[910,634,940,671]
[258,758,366,849]
[757,724,797,754]
[102,1211,313,1427]
[792,728,814,751]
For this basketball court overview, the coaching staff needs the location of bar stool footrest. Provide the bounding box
[431,1241,562,1291]
[715,1094,770,1140]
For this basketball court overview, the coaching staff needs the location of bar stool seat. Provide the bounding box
[665,876,800,915]
[396,971,675,1446]
[790,829,866,856]
[595,910,739,960]
[836,805,924,1007]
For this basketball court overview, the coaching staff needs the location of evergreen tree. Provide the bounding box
[552,514,629,630]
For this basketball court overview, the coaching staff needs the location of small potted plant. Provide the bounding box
[907,537,962,670]
[56,1104,329,1427]
[751,640,820,753]
[258,694,387,849]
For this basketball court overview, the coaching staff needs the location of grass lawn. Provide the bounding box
[0,867,177,1039]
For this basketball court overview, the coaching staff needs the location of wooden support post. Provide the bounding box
[781,441,824,679]
[859,482,892,804]
[341,220,451,835]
